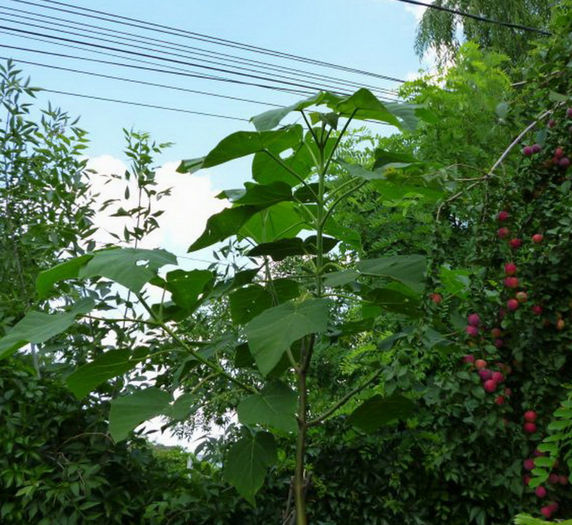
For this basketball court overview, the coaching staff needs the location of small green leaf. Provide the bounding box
[348,394,416,433]
[109,387,172,442]
[66,350,136,399]
[36,254,94,298]
[245,298,330,375]
[237,381,297,433]
[223,431,277,504]
[163,269,214,311]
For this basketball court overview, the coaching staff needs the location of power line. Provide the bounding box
[0,25,361,96]
[0,18,382,97]
[0,43,315,97]
[0,55,285,107]
[39,88,250,121]
[9,0,407,83]
[392,0,551,36]
[0,6,399,97]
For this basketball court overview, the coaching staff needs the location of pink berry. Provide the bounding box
[567,108,572,118]
[523,474,531,485]
[524,458,535,470]
[491,328,502,338]
[463,354,475,364]
[548,119,556,128]
[509,238,522,249]
[540,506,553,519]
[507,299,519,311]
[524,422,537,433]
[504,387,512,396]
[532,233,543,244]
[478,369,493,381]
[531,144,542,153]
[558,475,568,485]
[559,156,570,168]
[535,486,547,498]
[532,304,543,315]
[524,410,537,422]
[516,291,528,303]
[504,277,519,288]
[484,379,497,393]
[494,338,504,348]
[497,210,510,221]
[497,227,510,238]
[504,262,517,275]
[465,325,479,337]
[555,147,564,158]
[523,145,533,156]
[492,371,504,383]
[548,501,559,512]
[495,395,505,405]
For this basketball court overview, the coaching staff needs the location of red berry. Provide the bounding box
[523,422,537,434]
[509,238,522,249]
[523,474,531,485]
[555,147,564,158]
[531,144,542,153]
[492,371,504,383]
[430,293,443,304]
[491,328,502,338]
[497,210,510,221]
[494,338,504,348]
[504,387,512,396]
[495,395,505,405]
[549,473,559,484]
[516,291,528,303]
[504,262,517,275]
[548,501,559,512]
[497,227,510,238]
[475,359,487,370]
[504,277,519,288]
[507,299,519,311]
[524,410,538,422]
[467,313,480,326]
[567,108,572,118]
[532,304,543,315]
[523,458,535,470]
[535,486,547,498]
[556,318,565,331]
[465,325,479,337]
[463,354,475,364]
[484,379,497,393]
[479,369,493,381]
[532,233,543,244]
[523,145,533,156]
[558,475,568,485]
[559,156,570,168]
[548,119,556,128]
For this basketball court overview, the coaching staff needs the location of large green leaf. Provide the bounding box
[229,285,273,324]
[223,431,277,504]
[251,143,314,187]
[245,298,329,375]
[357,255,426,294]
[332,89,402,127]
[348,394,416,433]
[188,206,259,252]
[163,269,214,310]
[0,299,95,360]
[237,381,297,433]
[66,349,136,399]
[177,126,302,173]
[77,248,177,292]
[240,202,307,244]
[218,181,293,207]
[36,254,93,298]
[246,235,338,261]
[109,387,172,442]
[336,160,388,181]
[365,286,421,317]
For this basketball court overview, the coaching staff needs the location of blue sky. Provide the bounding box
[2,0,426,189]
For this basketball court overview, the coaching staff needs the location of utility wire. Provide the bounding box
[9,0,407,83]
[0,25,361,96]
[0,43,316,97]
[392,0,551,36]
[39,88,250,121]
[0,19,381,97]
[0,6,399,97]
[0,55,285,107]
